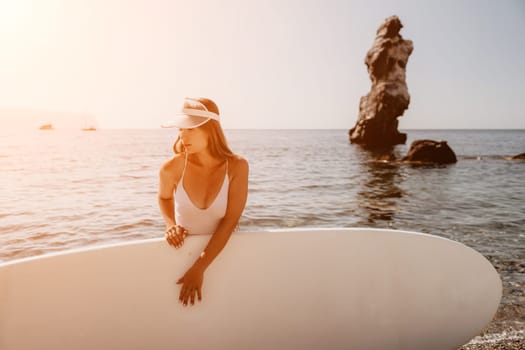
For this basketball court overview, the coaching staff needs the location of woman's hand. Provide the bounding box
[177,266,204,306]
[165,225,188,249]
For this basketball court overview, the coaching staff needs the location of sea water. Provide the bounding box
[1,129,524,307]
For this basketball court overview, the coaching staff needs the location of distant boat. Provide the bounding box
[81,113,97,131]
[39,124,53,130]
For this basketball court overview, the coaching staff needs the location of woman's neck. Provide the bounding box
[187,150,224,168]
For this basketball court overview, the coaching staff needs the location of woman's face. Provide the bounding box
[178,126,209,154]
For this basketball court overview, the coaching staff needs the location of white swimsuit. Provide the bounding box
[174,156,229,235]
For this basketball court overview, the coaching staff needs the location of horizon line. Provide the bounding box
[7,127,524,131]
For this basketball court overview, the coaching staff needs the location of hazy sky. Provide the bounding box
[1,0,524,129]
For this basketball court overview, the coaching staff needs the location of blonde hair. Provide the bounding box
[173,97,234,158]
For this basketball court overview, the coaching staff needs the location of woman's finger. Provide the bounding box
[180,288,190,305]
[176,225,189,237]
[190,289,196,305]
[166,231,185,249]
[176,234,184,248]
[197,287,202,302]
[170,233,180,247]
[165,233,176,247]
[165,226,178,247]
[179,286,188,301]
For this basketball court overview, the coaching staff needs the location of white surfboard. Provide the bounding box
[0,228,501,350]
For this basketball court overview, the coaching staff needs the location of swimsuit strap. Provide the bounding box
[181,152,188,181]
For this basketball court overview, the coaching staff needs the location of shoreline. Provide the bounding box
[460,304,524,349]
[456,241,525,349]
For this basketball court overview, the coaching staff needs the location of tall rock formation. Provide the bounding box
[349,16,413,148]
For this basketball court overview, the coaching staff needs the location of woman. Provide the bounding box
[158,97,249,306]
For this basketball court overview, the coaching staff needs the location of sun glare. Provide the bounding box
[0,0,34,35]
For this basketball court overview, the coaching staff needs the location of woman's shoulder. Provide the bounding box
[228,154,249,175]
[159,154,185,178]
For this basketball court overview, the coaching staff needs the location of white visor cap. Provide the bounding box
[161,98,220,129]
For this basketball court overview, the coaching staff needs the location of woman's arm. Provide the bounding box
[177,156,249,305]
[158,164,176,228]
[158,158,187,248]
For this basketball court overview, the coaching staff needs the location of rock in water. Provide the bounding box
[403,140,457,164]
[349,16,413,148]
[511,153,525,160]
